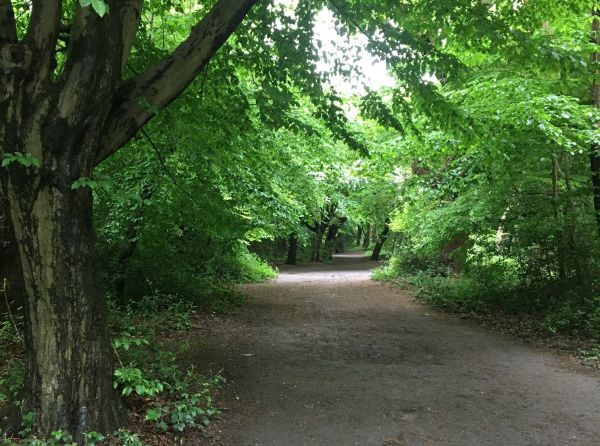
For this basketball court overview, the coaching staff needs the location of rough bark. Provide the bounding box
[97,0,258,163]
[285,233,298,265]
[6,171,124,436]
[0,0,258,436]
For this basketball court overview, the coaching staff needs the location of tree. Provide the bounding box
[592,8,600,235]
[370,219,390,261]
[0,0,257,436]
[285,233,298,265]
[3,0,593,437]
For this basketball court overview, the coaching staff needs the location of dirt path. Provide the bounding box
[191,253,600,446]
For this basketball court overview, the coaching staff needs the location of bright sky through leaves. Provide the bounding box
[313,8,395,96]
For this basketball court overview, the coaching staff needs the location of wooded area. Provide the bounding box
[1,0,599,443]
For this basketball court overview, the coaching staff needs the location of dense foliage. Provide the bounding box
[1,0,599,442]
[371,1,600,336]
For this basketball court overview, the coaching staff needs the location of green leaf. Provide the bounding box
[145,408,162,421]
[79,0,108,16]
[91,0,108,17]
[2,152,40,168]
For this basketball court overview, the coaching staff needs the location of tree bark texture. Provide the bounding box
[8,179,124,436]
[0,0,258,436]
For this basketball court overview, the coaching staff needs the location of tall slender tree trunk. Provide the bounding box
[362,223,371,249]
[371,222,390,261]
[312,229,325,262]
[562,155,583,285]
[553,156,568,282]
[355,225,363,246]
[285,233,298,265]
[592,10,600,235]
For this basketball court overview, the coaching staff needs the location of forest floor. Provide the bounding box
[186,252,600,446]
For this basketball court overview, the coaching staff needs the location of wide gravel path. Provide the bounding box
[192,252,600,446]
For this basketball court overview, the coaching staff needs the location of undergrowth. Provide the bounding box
[0,287,233,445]
[374,253,600,356]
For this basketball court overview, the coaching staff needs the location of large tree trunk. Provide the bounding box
[285,233,298,265]
[6,172,125,436]
[0,0,257,436]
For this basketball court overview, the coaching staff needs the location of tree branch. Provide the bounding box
[23,0,61,77]
[56,0,143,120]
[0,0,16,44]
[95,0,258,165]
[303,221,318,232]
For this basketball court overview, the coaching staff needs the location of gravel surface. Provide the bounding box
[190,252,600,446]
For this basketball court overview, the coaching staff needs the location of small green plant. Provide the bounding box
[84,432,105,446]
[113,367,164,397]
[18,412,35,438]
[0,361,24,405]
[71,176,112,192]
[46,430,76,446]
[1,152,40,168]
[579,344,600,361]
[113,429,143,446]
[112,333,149,351]
[144,374,224,434]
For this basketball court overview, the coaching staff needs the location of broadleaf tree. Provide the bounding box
[0,0,258,436]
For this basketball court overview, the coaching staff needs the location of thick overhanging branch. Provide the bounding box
[95,0,259,165]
